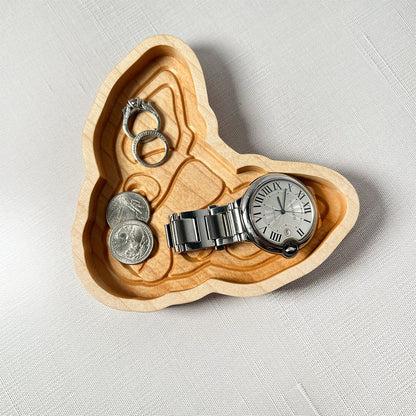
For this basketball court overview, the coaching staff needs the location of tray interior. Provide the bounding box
[81,42,349,302]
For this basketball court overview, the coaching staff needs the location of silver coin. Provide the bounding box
[108,220,154,264]
[106,191,150,228]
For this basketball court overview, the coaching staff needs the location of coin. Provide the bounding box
[108,220,154,264]
[106,191,150,228]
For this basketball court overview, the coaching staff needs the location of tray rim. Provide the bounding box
[71,34,360,312]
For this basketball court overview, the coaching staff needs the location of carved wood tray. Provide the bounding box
[71,35,359,312]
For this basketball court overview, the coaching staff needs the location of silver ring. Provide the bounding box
[122,97,161,140]
[132,130,169,167]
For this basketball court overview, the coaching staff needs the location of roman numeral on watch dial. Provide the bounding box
[253,211,262,223]
[270,231,282,242]
[255,195,264,204]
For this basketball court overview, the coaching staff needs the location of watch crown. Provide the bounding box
[282,241,299,258]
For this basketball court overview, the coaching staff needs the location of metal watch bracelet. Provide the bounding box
[165,201,248,253]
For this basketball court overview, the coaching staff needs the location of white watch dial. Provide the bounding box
[249,178,316,245]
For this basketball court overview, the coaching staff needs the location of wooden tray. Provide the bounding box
[71,35,359,312]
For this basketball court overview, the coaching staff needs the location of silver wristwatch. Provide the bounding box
[164,173,317,258]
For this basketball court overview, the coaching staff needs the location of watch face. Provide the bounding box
[248,175,316,247]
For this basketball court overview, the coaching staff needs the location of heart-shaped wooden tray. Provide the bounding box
[71,35,359,312]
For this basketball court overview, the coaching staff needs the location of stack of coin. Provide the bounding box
[106,192,154,264]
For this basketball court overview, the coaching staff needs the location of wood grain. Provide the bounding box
[71,35,359,312]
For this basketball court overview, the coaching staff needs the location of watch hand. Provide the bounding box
[285,201,298,211]
[264,204,280,211]
[277,195,284,211]
[283,189,287,211]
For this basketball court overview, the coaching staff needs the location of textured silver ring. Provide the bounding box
[122,98,161,140]
[132,130,169,167]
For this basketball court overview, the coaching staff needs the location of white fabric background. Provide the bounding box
[1,1,415,415]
